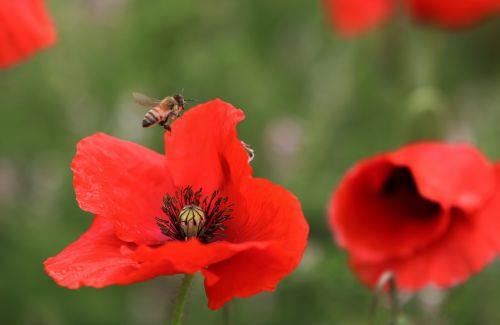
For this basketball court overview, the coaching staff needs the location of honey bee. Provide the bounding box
[133,92,187,131]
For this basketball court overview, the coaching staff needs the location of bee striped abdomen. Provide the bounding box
[142,108,161,128]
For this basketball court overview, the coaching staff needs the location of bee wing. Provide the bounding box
[132,92,162,107]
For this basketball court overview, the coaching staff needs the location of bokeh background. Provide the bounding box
[2,1,500,324]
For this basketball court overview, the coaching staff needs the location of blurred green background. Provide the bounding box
[1,0,500,324]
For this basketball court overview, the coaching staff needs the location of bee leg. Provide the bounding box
[160,120,171,132]
[159,114,169,127]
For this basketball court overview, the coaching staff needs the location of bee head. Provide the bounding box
[173,94,185,107]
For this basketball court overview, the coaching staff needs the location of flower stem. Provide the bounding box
[388,275,399,325]
[222,303,230,325]
[370,271,400,325]
[171,274,194,325]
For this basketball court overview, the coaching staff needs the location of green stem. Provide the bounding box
[171,274,194,325]
[369,272,400,325]
[222,303,230,325]
[388,275,399,325]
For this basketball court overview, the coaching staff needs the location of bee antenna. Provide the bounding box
[185,98,197,103]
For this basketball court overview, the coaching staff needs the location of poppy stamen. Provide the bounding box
[156,186,233,243]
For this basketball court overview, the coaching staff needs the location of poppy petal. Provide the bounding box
[164,99,252,193]
[0,0,56,68]
[406,0,500,28]
[44,216,273,289]
[202,245,291,310]
[131,240,273,279]
[72,133,174,244]
[351,166,500,289]
[388,142,495,212]
[324,0,393,36]
[44,217,143,289]
[203,178,309,309]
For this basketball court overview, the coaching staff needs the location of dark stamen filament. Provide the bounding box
[156,186,233,243]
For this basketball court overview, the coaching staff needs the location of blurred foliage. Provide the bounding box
[1,0,500,324]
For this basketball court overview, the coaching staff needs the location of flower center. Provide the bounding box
[156,186,233,243]
[380,167,440,219]
[179,205,205,238]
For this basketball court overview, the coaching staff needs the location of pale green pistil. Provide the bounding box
[179,204,206,239]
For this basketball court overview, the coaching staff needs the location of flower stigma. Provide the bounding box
[179,205,205,239]
[156,186,233,243]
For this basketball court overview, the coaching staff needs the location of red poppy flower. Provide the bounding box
[0,0,56,68]
[323,0,393,37]
[329,142,500,290]
[324,0,500,36]
[44,99,309,310]
[408,0,500,28]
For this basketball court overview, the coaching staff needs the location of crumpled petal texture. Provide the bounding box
[203,178,308,309]
[329,142,500,290]
[44,217,142,289]
[164,99,252,192]
[45,99,309,310]
[72,133,174,245]
[0,0,56,68]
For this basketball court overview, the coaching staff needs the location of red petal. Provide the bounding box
[72,133,174,244]
[0,0,56,68]
[330,142,495,262]
[202,245,291,310]
[203,178,309,309]
[164,99,252,193]
[132,240,273,279]
[44,217,274,289]
[388,143,495,212]
[44,217,143,289]
[406,0,500,28]
[324,0,393,37]
[351,166,500,289]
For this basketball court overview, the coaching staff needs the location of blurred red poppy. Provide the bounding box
[324,0,500,36]
[0,0,56,68]
[408,0,500,28]
[44,99,309,310]
[323,0,393,36]
[329,143,500,290]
